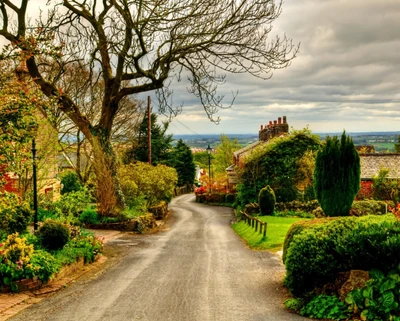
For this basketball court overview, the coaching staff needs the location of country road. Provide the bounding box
[9,194,306,321]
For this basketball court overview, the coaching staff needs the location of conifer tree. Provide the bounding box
[124,113,173,165]
[170,139,196,187]
[314,131,360,216]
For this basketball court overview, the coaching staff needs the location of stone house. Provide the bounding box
[226,116,289,190]
[359,153,400,180]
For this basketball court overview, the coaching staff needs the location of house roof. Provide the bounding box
[360,153,400,179]
[233,140,267,158]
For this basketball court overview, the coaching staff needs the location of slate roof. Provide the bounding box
[360,153,400,179]
[233,140,266,159]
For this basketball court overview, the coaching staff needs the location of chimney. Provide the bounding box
[260,125,263,130]
[283,116,287,124]
[278,117,282,124]
[274,120,277,125]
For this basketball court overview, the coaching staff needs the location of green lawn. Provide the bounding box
[232,216,310,252]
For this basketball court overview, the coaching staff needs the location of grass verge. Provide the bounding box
[232,216,310,252]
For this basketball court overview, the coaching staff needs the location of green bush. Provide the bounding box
[259,185,276,215]
[28,250,61,283]
[60,170,82,195]
[284,298,305,313]
[79,208,99,225]
[350,200,389,216]
[275,200,319,213]
[284,215,397,297]
[300,294,350,320]
[225,193,236,204]
[56,188,94,218]
[336,221,400,272]
[54,231,103,265]
[273,211,314,219]
[282,217,334,263]
[37,220,71,251]
[0,192,32,234]
[37,208,57,222]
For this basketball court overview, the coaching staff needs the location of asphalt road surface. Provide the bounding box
[10,194,306,321]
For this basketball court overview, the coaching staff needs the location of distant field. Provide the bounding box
[371,143,395,152]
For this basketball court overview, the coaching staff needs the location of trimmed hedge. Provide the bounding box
[282,217,334,263]
[284,215,397,297]
[276,200,319,213]
[350,200,392,216]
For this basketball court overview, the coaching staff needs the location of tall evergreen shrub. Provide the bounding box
[259,185,276,215]
[313,131,360,216]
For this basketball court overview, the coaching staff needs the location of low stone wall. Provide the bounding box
[148,201,169,220]
[174,186,189,196]
[85,213,157,233]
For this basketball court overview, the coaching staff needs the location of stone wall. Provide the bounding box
[85,213,157,232]
[148,201,169,220]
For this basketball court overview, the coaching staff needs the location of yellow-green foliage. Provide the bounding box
[0,192,32,234]
[1,232,34,265]
[119,162,178,207]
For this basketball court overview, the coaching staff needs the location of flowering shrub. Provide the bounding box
[389,203,400,220]
[356,181,374,200]
[195,186,207,195]
[0,229,104,292]
[0,233,34,291]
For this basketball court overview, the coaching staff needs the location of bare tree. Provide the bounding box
[0,0,298,214]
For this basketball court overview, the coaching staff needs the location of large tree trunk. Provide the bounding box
[91,132,126,216]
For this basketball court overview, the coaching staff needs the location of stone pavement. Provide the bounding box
[0,229,123,321]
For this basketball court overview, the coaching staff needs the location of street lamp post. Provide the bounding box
[206,144,212,193]
[32,139,38,231]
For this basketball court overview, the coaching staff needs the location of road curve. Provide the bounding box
[10,194,306,321]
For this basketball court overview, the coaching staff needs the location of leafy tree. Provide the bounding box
[314,131,360,216]
[60,170,82,195]
[238,129,321,205]
[0,0,297,214]
[0,64,38,175]
[119,162,178,208]
[193,151,211,170]
[170,139,196,187]
[214,134,241,173]
[124,113,173,165]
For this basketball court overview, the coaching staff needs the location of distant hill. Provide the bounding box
[174,132,400,152]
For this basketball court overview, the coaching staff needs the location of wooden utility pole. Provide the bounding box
[147,96,152,165]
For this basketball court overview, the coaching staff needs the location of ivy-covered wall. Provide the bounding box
[237,129,321,205]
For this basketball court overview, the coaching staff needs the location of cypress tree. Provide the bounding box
[170,139,196,187]
[314,131,360,216]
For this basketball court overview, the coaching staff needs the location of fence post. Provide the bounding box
[263,222,267,238]
[255,220,258,231]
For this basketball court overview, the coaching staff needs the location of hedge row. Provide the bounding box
[283,215,399,297]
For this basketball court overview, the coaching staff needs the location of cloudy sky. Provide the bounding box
[153,0,400,135]
[2,1,399,136]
